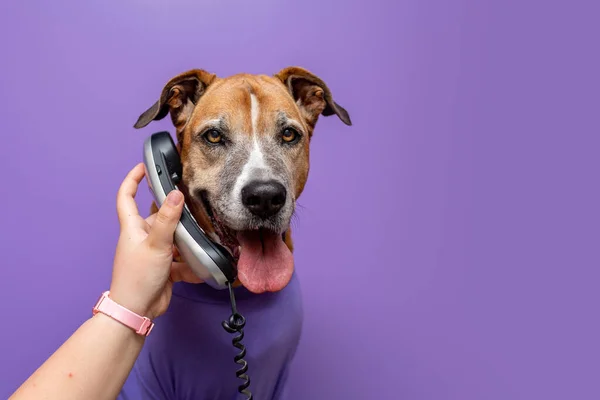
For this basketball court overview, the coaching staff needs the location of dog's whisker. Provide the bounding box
[288,209,302,230]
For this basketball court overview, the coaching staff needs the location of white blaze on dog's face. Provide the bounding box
[134,67,351,293]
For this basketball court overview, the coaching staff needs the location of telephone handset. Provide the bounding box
[143,130,235,289]
[143,131,253,399]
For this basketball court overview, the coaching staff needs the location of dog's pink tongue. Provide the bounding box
[237,230,294,293]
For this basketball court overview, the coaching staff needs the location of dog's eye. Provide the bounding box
[204,129,223,144]
[282,128,300,144]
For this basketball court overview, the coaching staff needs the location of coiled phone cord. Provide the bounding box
[222,281,253,399]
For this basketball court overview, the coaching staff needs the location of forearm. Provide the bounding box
[10,312,144,400]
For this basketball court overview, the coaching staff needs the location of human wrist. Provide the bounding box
[93,290,156,336]
[92,312,146,342]
[107,288,154,320]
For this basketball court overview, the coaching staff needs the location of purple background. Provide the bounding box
[1,0,598,399]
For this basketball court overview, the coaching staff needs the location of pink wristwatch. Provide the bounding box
[92,291,154,336]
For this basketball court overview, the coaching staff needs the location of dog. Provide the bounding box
[134,66,351,293]
[121,66,351,399]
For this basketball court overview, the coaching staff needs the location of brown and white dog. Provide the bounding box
[134,67,351,293]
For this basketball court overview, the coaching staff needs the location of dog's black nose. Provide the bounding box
[241,180,287,219]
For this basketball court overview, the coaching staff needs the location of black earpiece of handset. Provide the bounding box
[143,131,236,288]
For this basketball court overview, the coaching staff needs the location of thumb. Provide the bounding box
[146,190,184,250]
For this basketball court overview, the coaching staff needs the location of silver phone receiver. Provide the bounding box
[142,131,236,290]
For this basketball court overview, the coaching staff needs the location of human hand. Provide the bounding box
[108,163,202,320]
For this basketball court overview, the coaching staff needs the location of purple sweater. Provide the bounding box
[118,272,303,400]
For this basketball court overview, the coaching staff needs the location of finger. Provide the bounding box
[145,190,184,250]
[116,163,146,227]
[170,262,204,283]
[146,215,181,257]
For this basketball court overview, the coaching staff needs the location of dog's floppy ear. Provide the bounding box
[274,66,351,128]
[134,69,217,132]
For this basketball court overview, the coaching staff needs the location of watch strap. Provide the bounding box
[92,291,154,336]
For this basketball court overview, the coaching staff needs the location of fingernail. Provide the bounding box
[167,190,183,206]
